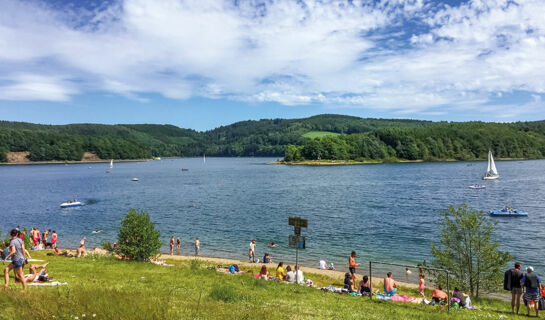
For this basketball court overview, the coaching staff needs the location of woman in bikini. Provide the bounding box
[169,236,175,255]
[419,274,426,297]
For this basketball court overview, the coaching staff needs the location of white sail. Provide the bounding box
[203,154,206,164]
[489,151,498,175]
[483,150,499,179]
[110,159,113,169]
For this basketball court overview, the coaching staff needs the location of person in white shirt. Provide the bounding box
[319,259,327,270]
[295,265,305,284]
[286,266,296,283]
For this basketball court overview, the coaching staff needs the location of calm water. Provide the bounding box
[1,158,544,275]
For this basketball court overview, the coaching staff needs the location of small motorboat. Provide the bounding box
[181,168,189,171]
[489,207,528,217]
[131,178,139,181]
[469,184,486,189]
[60,201,82,208]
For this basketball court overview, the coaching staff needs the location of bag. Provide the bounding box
[538,297,545,310]
[504,269,512,291]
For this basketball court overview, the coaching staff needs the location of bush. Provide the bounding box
[117,209,162,261]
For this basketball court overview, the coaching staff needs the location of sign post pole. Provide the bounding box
[288,217,307,285]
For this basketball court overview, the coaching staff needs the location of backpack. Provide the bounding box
[504,269,512,291]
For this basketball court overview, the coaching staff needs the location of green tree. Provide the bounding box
[116,209,162,261]
[430,203,512,297]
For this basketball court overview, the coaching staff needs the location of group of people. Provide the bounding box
[3,229,53,289]
[169,236,200,256]
[258,262,305,284]
[505,262,544,317]
[18,227,58,250]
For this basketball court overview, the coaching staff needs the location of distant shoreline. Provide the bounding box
[269,157,529,166]
[0,159,151,166]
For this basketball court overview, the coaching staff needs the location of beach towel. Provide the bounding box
[27,281,67,286]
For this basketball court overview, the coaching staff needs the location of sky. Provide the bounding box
[0,0,544,131]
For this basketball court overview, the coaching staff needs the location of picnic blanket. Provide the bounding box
[27,281,67,286]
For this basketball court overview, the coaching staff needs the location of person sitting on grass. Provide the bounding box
[384,272,397,296]
[15,262,50,283]
[431,285,448,304]
[76,237,86,258]
[53,247,75,257]
[359,275,371,295]
[286,266,296,283]
[259,265,270,280]
[452,287,471,308]
[275,262,285,280]
[295,265,305,284]
[343,272,356,292]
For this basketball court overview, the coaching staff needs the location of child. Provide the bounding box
[419,274,426,297]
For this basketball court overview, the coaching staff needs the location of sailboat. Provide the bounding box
[203,154,206,164]
[110,159,114,169]
[483,150,499,180]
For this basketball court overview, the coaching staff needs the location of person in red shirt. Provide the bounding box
[50,231,57,249]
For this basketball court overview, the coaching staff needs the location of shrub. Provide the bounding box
[117,209,162,261]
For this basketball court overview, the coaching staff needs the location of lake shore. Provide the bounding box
[269,157,529,166]
[0,158,152,166]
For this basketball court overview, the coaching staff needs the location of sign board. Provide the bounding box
[289,235,305,249]
[288,217,308,228]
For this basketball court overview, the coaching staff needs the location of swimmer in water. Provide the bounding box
[92,230,104,234]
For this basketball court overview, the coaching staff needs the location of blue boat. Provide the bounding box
[489,207,528,217]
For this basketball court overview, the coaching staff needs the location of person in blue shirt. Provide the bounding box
[521,266,542,318]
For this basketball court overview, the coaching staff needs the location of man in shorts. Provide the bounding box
[508,262,523,314]
[4,229,31,289]
[249,240,256,263]
[521,266,542,317]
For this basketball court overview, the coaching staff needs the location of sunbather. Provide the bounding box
[259,265,270,280]
[76,237,86,257]
[384,272,397,295]
[16,263,49,283]
[359,275,371,295]
[431,286,448,304]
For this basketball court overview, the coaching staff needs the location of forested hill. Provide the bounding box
[1,115,545,163]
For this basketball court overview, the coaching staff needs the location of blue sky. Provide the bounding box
[1,0,544,131]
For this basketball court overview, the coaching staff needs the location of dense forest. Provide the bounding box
[1,115,545,163]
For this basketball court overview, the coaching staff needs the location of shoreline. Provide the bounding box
[0,158,152,166]
[269,157,530,166]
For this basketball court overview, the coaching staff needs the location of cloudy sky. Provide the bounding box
[1,0,544,130]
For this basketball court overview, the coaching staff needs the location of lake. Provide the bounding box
[1,158,544,274]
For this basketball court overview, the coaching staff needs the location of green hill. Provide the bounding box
[1,115,545,163]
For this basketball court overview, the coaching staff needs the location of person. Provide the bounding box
[419,274,426,297]
[319,259,327,270]
[405,267,412,276]
[50,231,57,249]
[286,265,296,283]
[267,243,276,248]
[169,236,174,255]
[505,262,523,314]
[348,251,360,275]
[76,237,86,257]
[259,265,269,280]
[329,263,335,270]
[344,272,355,292]
[16,262,49,283]
[431,285,448,304]
[384,272,397,295]
[452,287,471,308]
[53,247,74,257]
[249,240,256,263]
[263,253,272,264]
[359,275,371,295]
[521,266,541,317]
[194,237,200,256]
[276,262,285,280]
[176,237,181,255]
[42,229,49,247]
[295,265,304,284]
[4,229,31,289]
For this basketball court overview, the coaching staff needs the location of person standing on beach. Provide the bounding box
[194,237,200,256]
[50,231,57,249]
[419,274,426,297]
[249,240,256,263]
[505,262,523,314]
[348,251,360,274]
[176,237,181,255]
[4,229,31,289]
[169,236,174,255]
[521,266,541,317]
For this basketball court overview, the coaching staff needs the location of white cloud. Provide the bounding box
[0,0,544,119]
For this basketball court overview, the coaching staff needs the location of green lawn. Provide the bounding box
[0,251,528,319]
[301,131,341,139]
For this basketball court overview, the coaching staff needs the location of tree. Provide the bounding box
[429,203,512,297]
[116,209,162,261]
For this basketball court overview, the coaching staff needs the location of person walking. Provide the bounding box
[4,229,31,289]
[169,236,174,255]
[176,237,181,255]
[521,266,542,317]
[249,240,256,263]
[504,262,523,314]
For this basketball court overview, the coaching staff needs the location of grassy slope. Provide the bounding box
[302,131,341,139]
[0,251,526,320]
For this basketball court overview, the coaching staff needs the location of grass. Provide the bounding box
[301,131,341,139]
[0,251,531,320]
